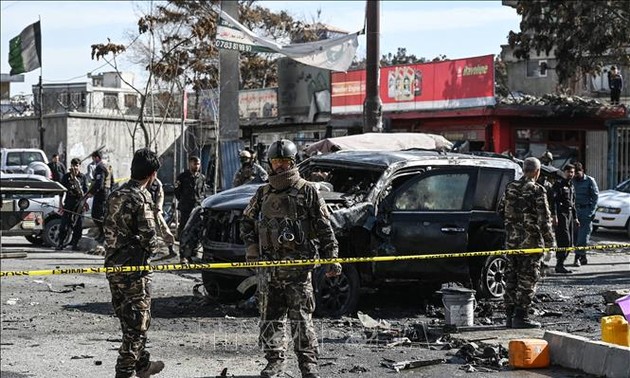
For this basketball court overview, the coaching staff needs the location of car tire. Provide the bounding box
[477,256,507,299]
[314,264,360,318]
[201,271,242,302]
[25,234,44,245]
[43,217,70,247]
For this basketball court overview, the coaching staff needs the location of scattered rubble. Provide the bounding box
[33,280,85,294]
[602,289,630,316]
[381,357,445,372]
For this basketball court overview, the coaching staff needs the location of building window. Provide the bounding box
[124,94,137,108]
[526,59,548,78]
[103,93,118,109]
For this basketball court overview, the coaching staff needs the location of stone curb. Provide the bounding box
[543,330,630,378]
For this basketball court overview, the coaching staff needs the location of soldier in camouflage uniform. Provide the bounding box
[240,139,342,378]
[104,148,164,378]
[498,157,556,329]
[56,158,88,250]
[233,149,268,187]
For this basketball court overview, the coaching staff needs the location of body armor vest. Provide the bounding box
[257,179,314,261]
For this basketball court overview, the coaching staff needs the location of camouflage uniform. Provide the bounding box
[58,170,88,248]
[240,167,339,377]
[104,179,159,378]
[148,178,175,247]
[498,177,556,318]
[232,162,268,187]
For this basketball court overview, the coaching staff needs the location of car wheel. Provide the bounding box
[478,256,507,299]
[25,234,44,245]
[201,271,241,302]
[43,218,70,247]
[314,264,360,318]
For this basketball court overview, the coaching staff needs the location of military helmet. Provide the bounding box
[239,150,252,159]
[267,139,298,162]
[541,151,553,165]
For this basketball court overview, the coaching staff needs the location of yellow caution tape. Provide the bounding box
[1,244,628,278]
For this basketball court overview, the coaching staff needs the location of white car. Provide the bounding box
[593,179,630,238]
[0,173,94,246]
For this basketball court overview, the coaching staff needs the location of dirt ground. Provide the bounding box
[1,230,628,378]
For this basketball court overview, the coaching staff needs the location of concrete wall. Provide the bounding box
[0,113,184,186]
[0,114,68,155]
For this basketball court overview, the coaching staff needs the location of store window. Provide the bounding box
[514,128,580,168]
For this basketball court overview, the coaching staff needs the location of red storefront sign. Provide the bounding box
[332,54,495,114]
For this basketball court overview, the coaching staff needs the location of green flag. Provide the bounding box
[9,21,42,75]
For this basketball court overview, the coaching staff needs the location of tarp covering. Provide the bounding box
[304,133,453,156]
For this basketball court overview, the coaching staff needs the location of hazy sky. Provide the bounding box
[1,1,521,96]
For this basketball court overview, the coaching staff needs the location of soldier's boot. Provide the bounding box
[260,357,284,378]
[573,256,581,267]
[511,308,541,329]
[299,363,320,378]
[166,245,177,259]
[555,265,572,274]
[135,361,165,378]
[505,307,514,328]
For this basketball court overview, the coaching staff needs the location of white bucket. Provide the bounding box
[441,288,476,326]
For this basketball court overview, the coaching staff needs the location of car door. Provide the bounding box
[375,167,477,280]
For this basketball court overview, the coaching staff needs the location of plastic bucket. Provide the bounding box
[441,288,477,326]
[615,294,630,322]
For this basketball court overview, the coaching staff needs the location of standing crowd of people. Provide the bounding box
[498,153,599,330]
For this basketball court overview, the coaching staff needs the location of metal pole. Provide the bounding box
[363,0,382,133]
[180,85,186,173]
[38,75,44,150]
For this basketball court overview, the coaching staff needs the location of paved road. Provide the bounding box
[1,232,628,378]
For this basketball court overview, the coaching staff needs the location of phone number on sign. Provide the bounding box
[215,40,252,52]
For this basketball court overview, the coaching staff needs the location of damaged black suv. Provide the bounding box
[182,150,522,317]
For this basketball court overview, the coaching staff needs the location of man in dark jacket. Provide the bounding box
[174,156,205,263]
[551,164,579,273]
[608,65,623,105]
[572,162,599,266]
[104,148,164,378]
[47,154,66,182]
[87,150,113,243]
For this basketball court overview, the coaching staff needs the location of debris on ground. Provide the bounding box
[381,357,446,372]
[86,245,106,256]
[357,311,391,329]
[602,289,629,316]
[451,341,509,372]
[33,280,85,293]
[70,355,94,359]
[340,365,370,373]
[5,298,19,305]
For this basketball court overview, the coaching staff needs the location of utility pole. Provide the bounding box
[219,0,240,189]
[363,0,382,133]
[38,75,44,150]
[219,1,240,141]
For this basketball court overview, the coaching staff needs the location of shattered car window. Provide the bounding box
[393,173,469,211]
